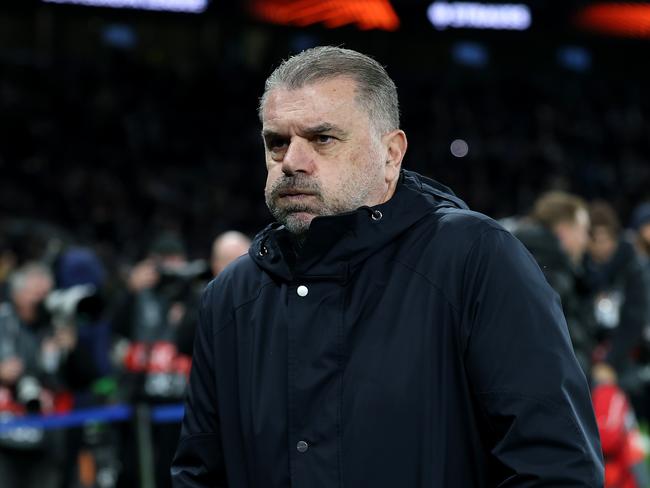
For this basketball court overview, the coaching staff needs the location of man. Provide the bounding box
[585,202,649,389]
[513,191,595,373]
[114,233,200,488]
[210,231,251,277]
[115,233,196,349]
[172,46,603,487]
[0,263,71,488]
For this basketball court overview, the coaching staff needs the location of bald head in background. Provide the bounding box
[211,231,251,277]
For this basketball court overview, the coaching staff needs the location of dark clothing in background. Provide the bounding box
[0,448,61,488]
[172,170,603,487]
[112,282,199,355]
[585,239,650,377]
[0,303,74,488]
[0,303,43,379]
[112,267,200,488]
[514,222,596,373]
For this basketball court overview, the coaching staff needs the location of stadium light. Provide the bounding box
[450,139,470,158]
[427,1,531,31]
[249,0,400,31]
[576,3,650,38]
[41,0,208,13]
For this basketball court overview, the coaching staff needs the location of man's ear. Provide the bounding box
[383,129,408,182]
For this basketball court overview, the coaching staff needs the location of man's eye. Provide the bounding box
[267,139,288,151]
[315,135,334,145]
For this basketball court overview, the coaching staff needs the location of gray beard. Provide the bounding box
[265,173,373,236]
[267,200,316,236]
[266,175,326,236]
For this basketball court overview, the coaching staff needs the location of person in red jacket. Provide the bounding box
[593,382,649,487]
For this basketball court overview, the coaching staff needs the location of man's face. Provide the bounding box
[261,77,390,235]
[589,226,618,264]
[12,271,53,323]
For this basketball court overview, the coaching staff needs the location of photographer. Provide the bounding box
[52,247,115,488]
[113,234,202,355]
[112,233,202,488]
[0,263,64,488]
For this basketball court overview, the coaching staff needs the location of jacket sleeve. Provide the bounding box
[462,227,604,487]
[171,282,227,487]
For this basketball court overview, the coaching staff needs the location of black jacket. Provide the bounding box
[172,170,603,487]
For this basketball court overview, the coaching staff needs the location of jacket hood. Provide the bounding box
[250,169,468,282]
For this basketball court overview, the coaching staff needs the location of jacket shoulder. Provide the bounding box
[423,207,507,250]
[396,208,530,302]
[431,208,537,271]
[202,253,268,321]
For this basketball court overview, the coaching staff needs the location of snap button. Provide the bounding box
[296,440,309,453]
[297,285,309,297]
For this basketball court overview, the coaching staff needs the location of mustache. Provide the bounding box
[268,176,322,200]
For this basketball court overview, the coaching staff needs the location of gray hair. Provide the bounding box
[259,46,400,134]
[8,262,53,297]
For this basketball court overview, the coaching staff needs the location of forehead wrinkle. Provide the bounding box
[264,79,358,116]
[261,79,373,144]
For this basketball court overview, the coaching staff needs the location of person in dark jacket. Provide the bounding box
[172,46,603,487]
[0,262,79,488]
[114,233,201,488]
[585,202,650,392]
[513,191,595,373]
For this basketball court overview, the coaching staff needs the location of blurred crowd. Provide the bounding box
[7,188,650,487]
[0,228,250,488]
[508,195,650,487]
[2,32,650,263]
[2,17,650,487]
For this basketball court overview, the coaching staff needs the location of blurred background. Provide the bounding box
[1,0,650,486]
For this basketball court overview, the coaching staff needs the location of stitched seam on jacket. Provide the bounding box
[475,390,588,468]
[476,390,599,485]
[213,280,276,336]
[390,258,460,318]
[460,227,511,347]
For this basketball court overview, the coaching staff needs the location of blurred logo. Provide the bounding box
[427,2,531,31]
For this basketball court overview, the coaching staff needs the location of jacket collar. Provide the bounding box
[250,170,467,282]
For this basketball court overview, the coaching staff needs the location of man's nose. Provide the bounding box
[282,139,314,175]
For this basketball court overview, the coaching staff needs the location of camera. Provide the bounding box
[44,284,104,328]
[154,260,209,303]
[16,376,43,414]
